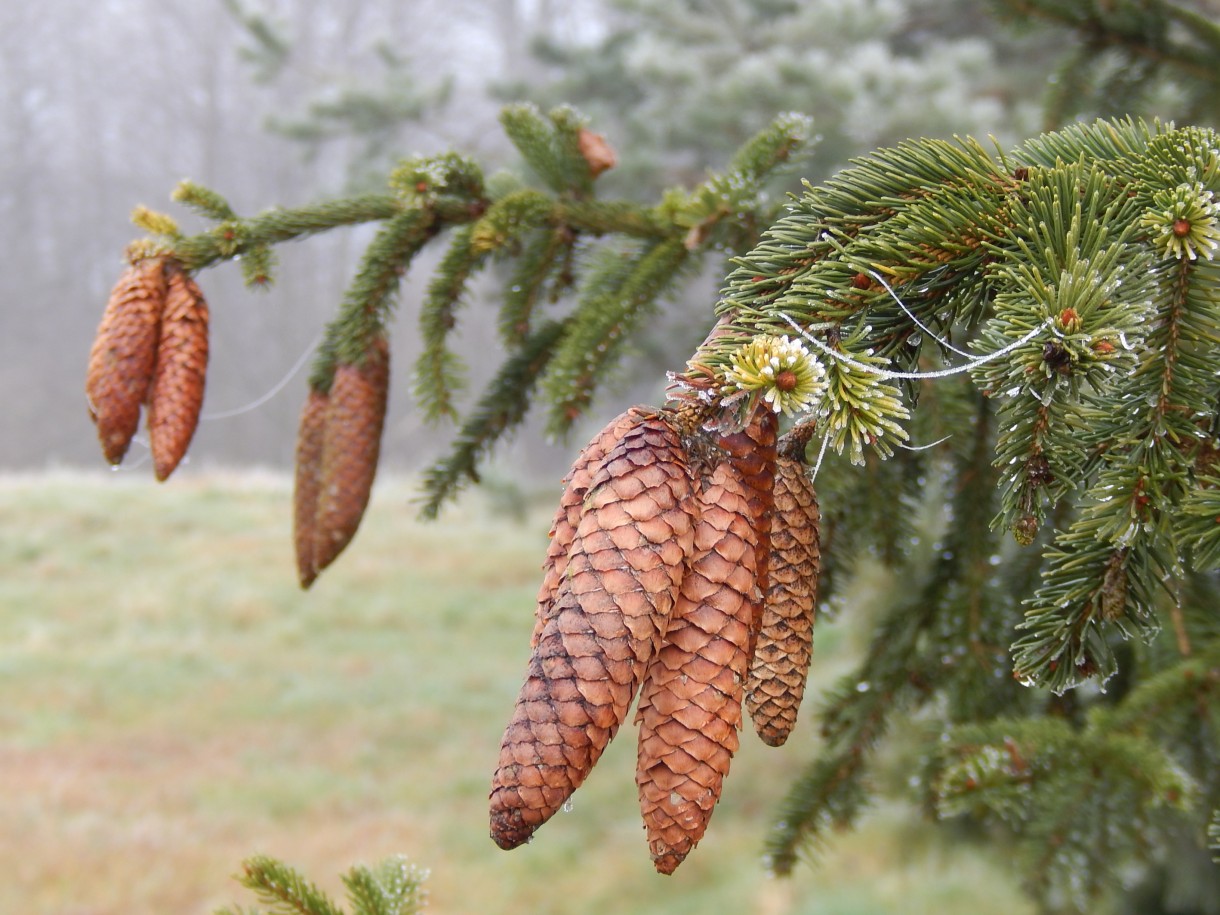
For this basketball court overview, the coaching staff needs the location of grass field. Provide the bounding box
[0,472,1034,915]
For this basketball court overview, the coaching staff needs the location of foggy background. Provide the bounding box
[1,0,1060,484]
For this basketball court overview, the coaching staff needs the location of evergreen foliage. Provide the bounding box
[222,0,452,188]
[992,0,1220,127]
[216,854,427,915]
[506,0,1061,197]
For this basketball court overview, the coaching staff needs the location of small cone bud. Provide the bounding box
[146,262,210,480]
[293,389,329,588]
[533,407,646,646]
[636,458,758,874]
[313,338,390,575]
[577,128,617,178]
[491,411,697,850]
[745,455,820,746]
[85,257,167,464]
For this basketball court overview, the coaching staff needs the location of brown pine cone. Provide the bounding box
[532,407,646,646]
[292,388,329,589]
[716,405,778,655]
[635,457,758,874]
[745,455,820,747]
[490,411,697,850]
[313,338,390,575]
[146,262,210,481]
[85,257,167,465]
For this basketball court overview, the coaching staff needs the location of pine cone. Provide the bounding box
[292,388,329,589]
[636,458,758,874]
[716,405,778,654]
[490,411,697,850]
[532,407,646,646]
[85,257,167,464]
[313,338,390,575]
[146,262,210,481]
[745,455,820,746]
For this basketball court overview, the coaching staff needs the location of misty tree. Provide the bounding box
[503,0,1053,194]
[80,3,1220,915]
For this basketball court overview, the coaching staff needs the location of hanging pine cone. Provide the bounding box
[85,256,167,465]
[636,457,758,874]
[716,405,778,654]
[532,407,646,646]
[146,261,210,481]
[313,337,390,576]
[745,454,820,747]
[490,410,697,850]
[292,388,329,589]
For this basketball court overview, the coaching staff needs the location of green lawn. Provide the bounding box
[0,472,1033,914]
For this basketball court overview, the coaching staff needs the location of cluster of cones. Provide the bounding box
[490,398,821,874]
[85,255,210,481]
[293,338,391,588]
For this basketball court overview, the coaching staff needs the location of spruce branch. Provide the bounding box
[497,226,570,347]
[216,854,428,915]
[414,225,487,420]
[1094,639,1220,735]
[995,0,1220,123]
[1177,470,1220,569]
[173,179,238,221]
[933,717,1193,912]
[310,208,437,390]
[419,319,568,518]
[469,189,554,254]
[499,103,596,198]
[542,237,689,434]
[223,855,345,915]
[170,195,404,272]
[341,856,429,915]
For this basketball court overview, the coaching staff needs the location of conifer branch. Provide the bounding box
[341,856,429,915]
[310,209,437,390]
[497,227,570,347]
[414,225,487,420]
[933,717,1193,911]
[171,195,404,272]
[419,319,568,518]
[225,855,345,915]
[997,0,1220,86]
[543,237,689,434]
[217,854,428,915]
[500,103,594,198]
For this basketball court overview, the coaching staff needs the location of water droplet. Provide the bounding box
[562,798,574,813]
